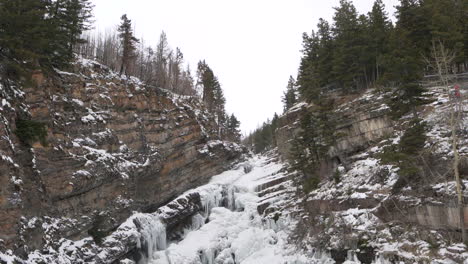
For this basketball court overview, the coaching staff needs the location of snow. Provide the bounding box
[145,155,333,264]
[0,251,19,264]
[2,98,11,108]
[283,101,308,115]
[54,68,80,77]
[2,56,465,263]
[71,98,84,106]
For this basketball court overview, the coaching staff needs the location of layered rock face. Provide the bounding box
[276,91,393,164]
[274,84,468,262]
[0,59,244,256]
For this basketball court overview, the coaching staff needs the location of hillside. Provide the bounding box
[273,77,468,263]
[0,57,245,262]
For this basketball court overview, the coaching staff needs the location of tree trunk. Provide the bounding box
[119,62,124,76]
[452,108,464,242]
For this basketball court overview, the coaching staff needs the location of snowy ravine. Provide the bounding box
[0,154,396,263]
[128,154,392,264]
[138,155,311,264]
[121,154,330,264]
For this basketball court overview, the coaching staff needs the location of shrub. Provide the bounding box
[88,214,107,245]
[333,169,341,184]
[399,119,427,155]
[303,176,320,193]
[15,119,48,146]
[378,118,427,193]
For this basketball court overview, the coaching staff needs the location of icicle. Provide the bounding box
[190,213,206,231]
[200,185,223,217]
[311,250,334,264]
[226,185,236,211]
[182,213,206,238]
[199,248,215,264]
[344,250,361,264]
[372,254,392,264]
[134,214,167,263]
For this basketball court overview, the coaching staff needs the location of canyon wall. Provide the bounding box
[0,59,244,256]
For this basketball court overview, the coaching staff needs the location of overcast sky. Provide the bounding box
[90,0,399,134]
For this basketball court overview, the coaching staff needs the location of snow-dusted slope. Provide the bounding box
[288,82,468,263]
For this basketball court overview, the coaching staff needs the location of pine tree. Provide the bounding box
[56,0,93,62]
[289,111,320,178]
[0,0,48,79]
[297,31,321,102]
[383,0,427,117]
[282,76,297,112]
[271,113,279,147]
[197,60,218,111]
[226,114,241,143]
[368,0,392,81]
[44,0,93,69]
[356,14,373,88]
[423,0,465,71]
[0,0,93,80]
[196,60,229,137]
[316,18,334,88]
[331,0,361,91]
[213,84,227,137]
[118,14,139,76]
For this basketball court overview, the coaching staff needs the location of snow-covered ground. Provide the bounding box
[135,154,398,264]
[146,155,317,264]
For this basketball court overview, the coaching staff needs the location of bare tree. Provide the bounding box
[76,27,197,96]
[426,39,464,242]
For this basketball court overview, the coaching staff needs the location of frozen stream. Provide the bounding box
[136,155,387,264]
[141,155,323,264]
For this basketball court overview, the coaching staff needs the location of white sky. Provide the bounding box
[90,0,399,134]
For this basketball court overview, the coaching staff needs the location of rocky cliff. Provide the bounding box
[275,81,468,262]
[0,58,244,260]
[276,91,394,164]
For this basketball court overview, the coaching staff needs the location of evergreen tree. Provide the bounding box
[226,114,241,143]
[197,60,219,111]
[316,18,334,87]
[0,0,48,78]
[196,60,230,137]
[289,111,321,179]
[297,31,321,102]
[382,0,427,117]
[243,112,280,153]
[50,0,93,64]
[423,0,465,71]
[331,0,361,90]
[356,14,373,88]
[368,0,392,81]
[0,0,93,80]
[282,76,297,112]
[213,84,227,136]
[118,14,139,76]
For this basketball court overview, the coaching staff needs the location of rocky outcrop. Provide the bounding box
[274,82,468,262]
[377,197,468,231]
[275,90,394,163]
[0,58,245,257]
